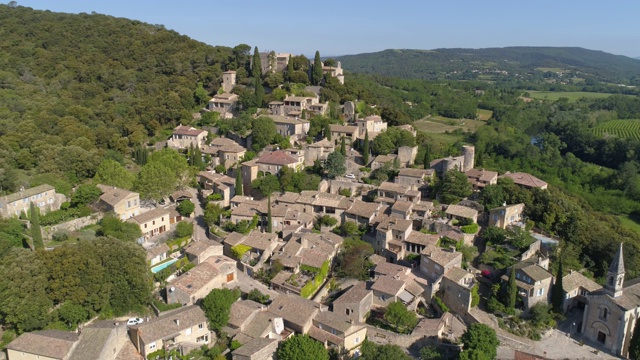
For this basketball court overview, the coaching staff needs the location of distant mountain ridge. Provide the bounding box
[335,47,640,83]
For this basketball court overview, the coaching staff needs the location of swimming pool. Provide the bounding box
[151,258,178,273]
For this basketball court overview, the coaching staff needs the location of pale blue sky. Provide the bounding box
[15,0,640,58]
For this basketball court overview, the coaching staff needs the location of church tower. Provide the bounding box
[605,243,625,298]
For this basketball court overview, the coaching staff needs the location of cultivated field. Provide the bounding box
[476,109,493,121]
[593,119,640,140]
[527,91,616,102]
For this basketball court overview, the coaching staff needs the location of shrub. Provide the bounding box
[433,295,449,313]
[214,164,226,174]
[176,200,195,217]
[175,221,193,238]
[231,244,252,259]
[338,188,352,197]
[207,193,223,201]
[461,223,479,234]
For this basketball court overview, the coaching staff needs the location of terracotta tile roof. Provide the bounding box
[333,282,372,305]
[131,305,207,344]
[96,184,138,207]
[270,115,310,125]
[146,243,170,260]
[392,200,413,213]
[371,275,405,296]
[69,322,125,360]
[308,326,344,346]
[514,350,551,360]
[406,232,439,246]
[444,266,472,284]
[173,125,207,137]
[314,310,357,333]
[346,200,380,218]
[373,154,397,164]
[329,124,358,134]
[6,330,79,359]
[374,262,411,276]
[378,181,410,194]
[502,172,548,189]
[563,271,601,293]
[128,207,170,225]
[184,239,220,257]
[228,300,264,329]
[465,168,498,182]
[445,204,478,219]
[269,294,320,329]
[169,255,235,296]
[514,261,553,282]
[308,138,334,148]
[257,151,298,166]
[397,168,433,178]
[421,246,463,267]
[232,337,278,357]
[1,184,55,204]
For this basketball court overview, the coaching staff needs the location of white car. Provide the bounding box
[127,317,144,326]
[345,174,356,179]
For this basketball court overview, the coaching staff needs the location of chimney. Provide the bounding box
[450,246,456,253]
[174,319,179,326]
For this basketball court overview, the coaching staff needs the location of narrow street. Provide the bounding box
[186,187,208,242]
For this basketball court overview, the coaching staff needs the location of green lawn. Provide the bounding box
[527,91,617,102]
[476,109,493,121]
[619,215,640,234]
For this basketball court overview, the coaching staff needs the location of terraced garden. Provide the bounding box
[593,119,640,140]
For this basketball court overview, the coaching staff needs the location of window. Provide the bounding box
[152,221,155,225]
[149,342,157,350]
[355,337,360,344]
[199,323,205,329]
[537,288,544,297]
[601,308,609,320]
[186,328,192,335]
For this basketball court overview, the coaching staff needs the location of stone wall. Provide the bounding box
[42,213,104,239]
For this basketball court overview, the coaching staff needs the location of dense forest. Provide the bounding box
[335,47,640,85]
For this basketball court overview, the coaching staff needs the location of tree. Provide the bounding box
[629,320,640,360]
[325,151,346,178]
[235,167,243,196]
[175,221,193,238]
[360,340,412,360]
[276,334,329,360]
[57,302,88,328]
[247,289,270,304]
[384,301,418,333]
[252,46,262,79]
[286,54,294,82]
[440,169,472,204]
[203,203,224,226]
[267,195,272,233]
[200,288,240,332]
[255,74,264,108]
[552,258,564,313]
[194,82,209,105]
[340,136,346,156]
[94,159,135,190]
[423,144,432,169]
[251,116,276,151]
[71,184,102,207]
[504,266,517,309]
[420,345,444,360]
[363,130,370,165]
[335,238,373,280]
[251,174,280,197]
[134,162,176,201]
[176,200,195,217]
[97,215,142,242]
[312,51,323,85]
[460,323,500,360]
[30,203,44,250]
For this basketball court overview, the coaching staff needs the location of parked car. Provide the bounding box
[345,174,356,179]
[127,317,144,326]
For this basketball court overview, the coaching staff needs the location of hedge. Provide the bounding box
[301,260,330,298]
[461,223,479,234]
[231,244,252,259]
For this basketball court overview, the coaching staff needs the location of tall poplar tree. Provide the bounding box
[312,50,323,85]
[267,195,272,233]
[30,202,44,250]
[235,166,243,196]
[552,259,564,313]
[363,130,370,165]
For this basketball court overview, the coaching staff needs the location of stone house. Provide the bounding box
[146,243,170,266]
[208,93,239,119]
[370,154,397,171]
[322,61,345,84]
[197,171,236,208]
[309,310,367,353]
[441,267,476,315]
[268,294,321,334]
[465,168,498,190]
[562,270,601,312]
[270,95,327,118]
[96,184,140,220]
[222,231,279,273]
[5,330,79,360]
[256,150,303,175]
[165,255,237,306]
[221,70,236,93]
[502,258,553,309]
[582,244,640,357]
[332,282,374,323]
[501,172,548,190]
[127,207,170,240]
[329,124,358,143]
[376,182,421,205]
[202,137,246,169]
[129,305,211,357]
[184,239,224,265]
[231,338,279,360]
[344,200,383,226]
[0,184,65,218]
[420,246,463,283]
[168,125,208,149]
[356,115,387,139]
[68,321,129,360]
[445,204,478,224]
[489,203,525,229]
[305,138,334,166]
[395,168,434,192]
[371,275,411,306]
[397,146,418,167]
[374,217,413,262]
[271,115,310,142]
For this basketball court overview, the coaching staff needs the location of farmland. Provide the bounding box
[593,119,640,140]
[527,91,617,102]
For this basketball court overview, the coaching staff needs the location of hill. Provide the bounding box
[0,4,238,193]
[335,47,640,84]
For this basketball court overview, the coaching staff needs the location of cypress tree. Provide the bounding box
[286,54,293,82]
[30,202,44,250]
[267,195,272,233]
[340,137,346,156]
[235,166,243,196]
[255,76,264,108]
[505,266,517,309]
[630,320,640,360]
[188,143,195,166]
[194,146,204,169]
[252,46,262,79]
[312,50,323,85]
[552,259,565,313]
[423,144,432,169]
[363,130,370,165]
[325,123,332,141]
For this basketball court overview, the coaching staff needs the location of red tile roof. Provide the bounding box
[173,125,207,137]
[257,151,297,166]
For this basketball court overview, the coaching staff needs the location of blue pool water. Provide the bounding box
[151,258,178,273]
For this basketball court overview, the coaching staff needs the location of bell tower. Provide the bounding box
[604,243,625,298]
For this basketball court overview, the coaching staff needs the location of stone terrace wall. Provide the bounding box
[42,213,103,239]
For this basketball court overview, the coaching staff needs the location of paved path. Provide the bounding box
[186,188,208,241]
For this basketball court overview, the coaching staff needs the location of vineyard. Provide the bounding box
[593,120,640,140]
